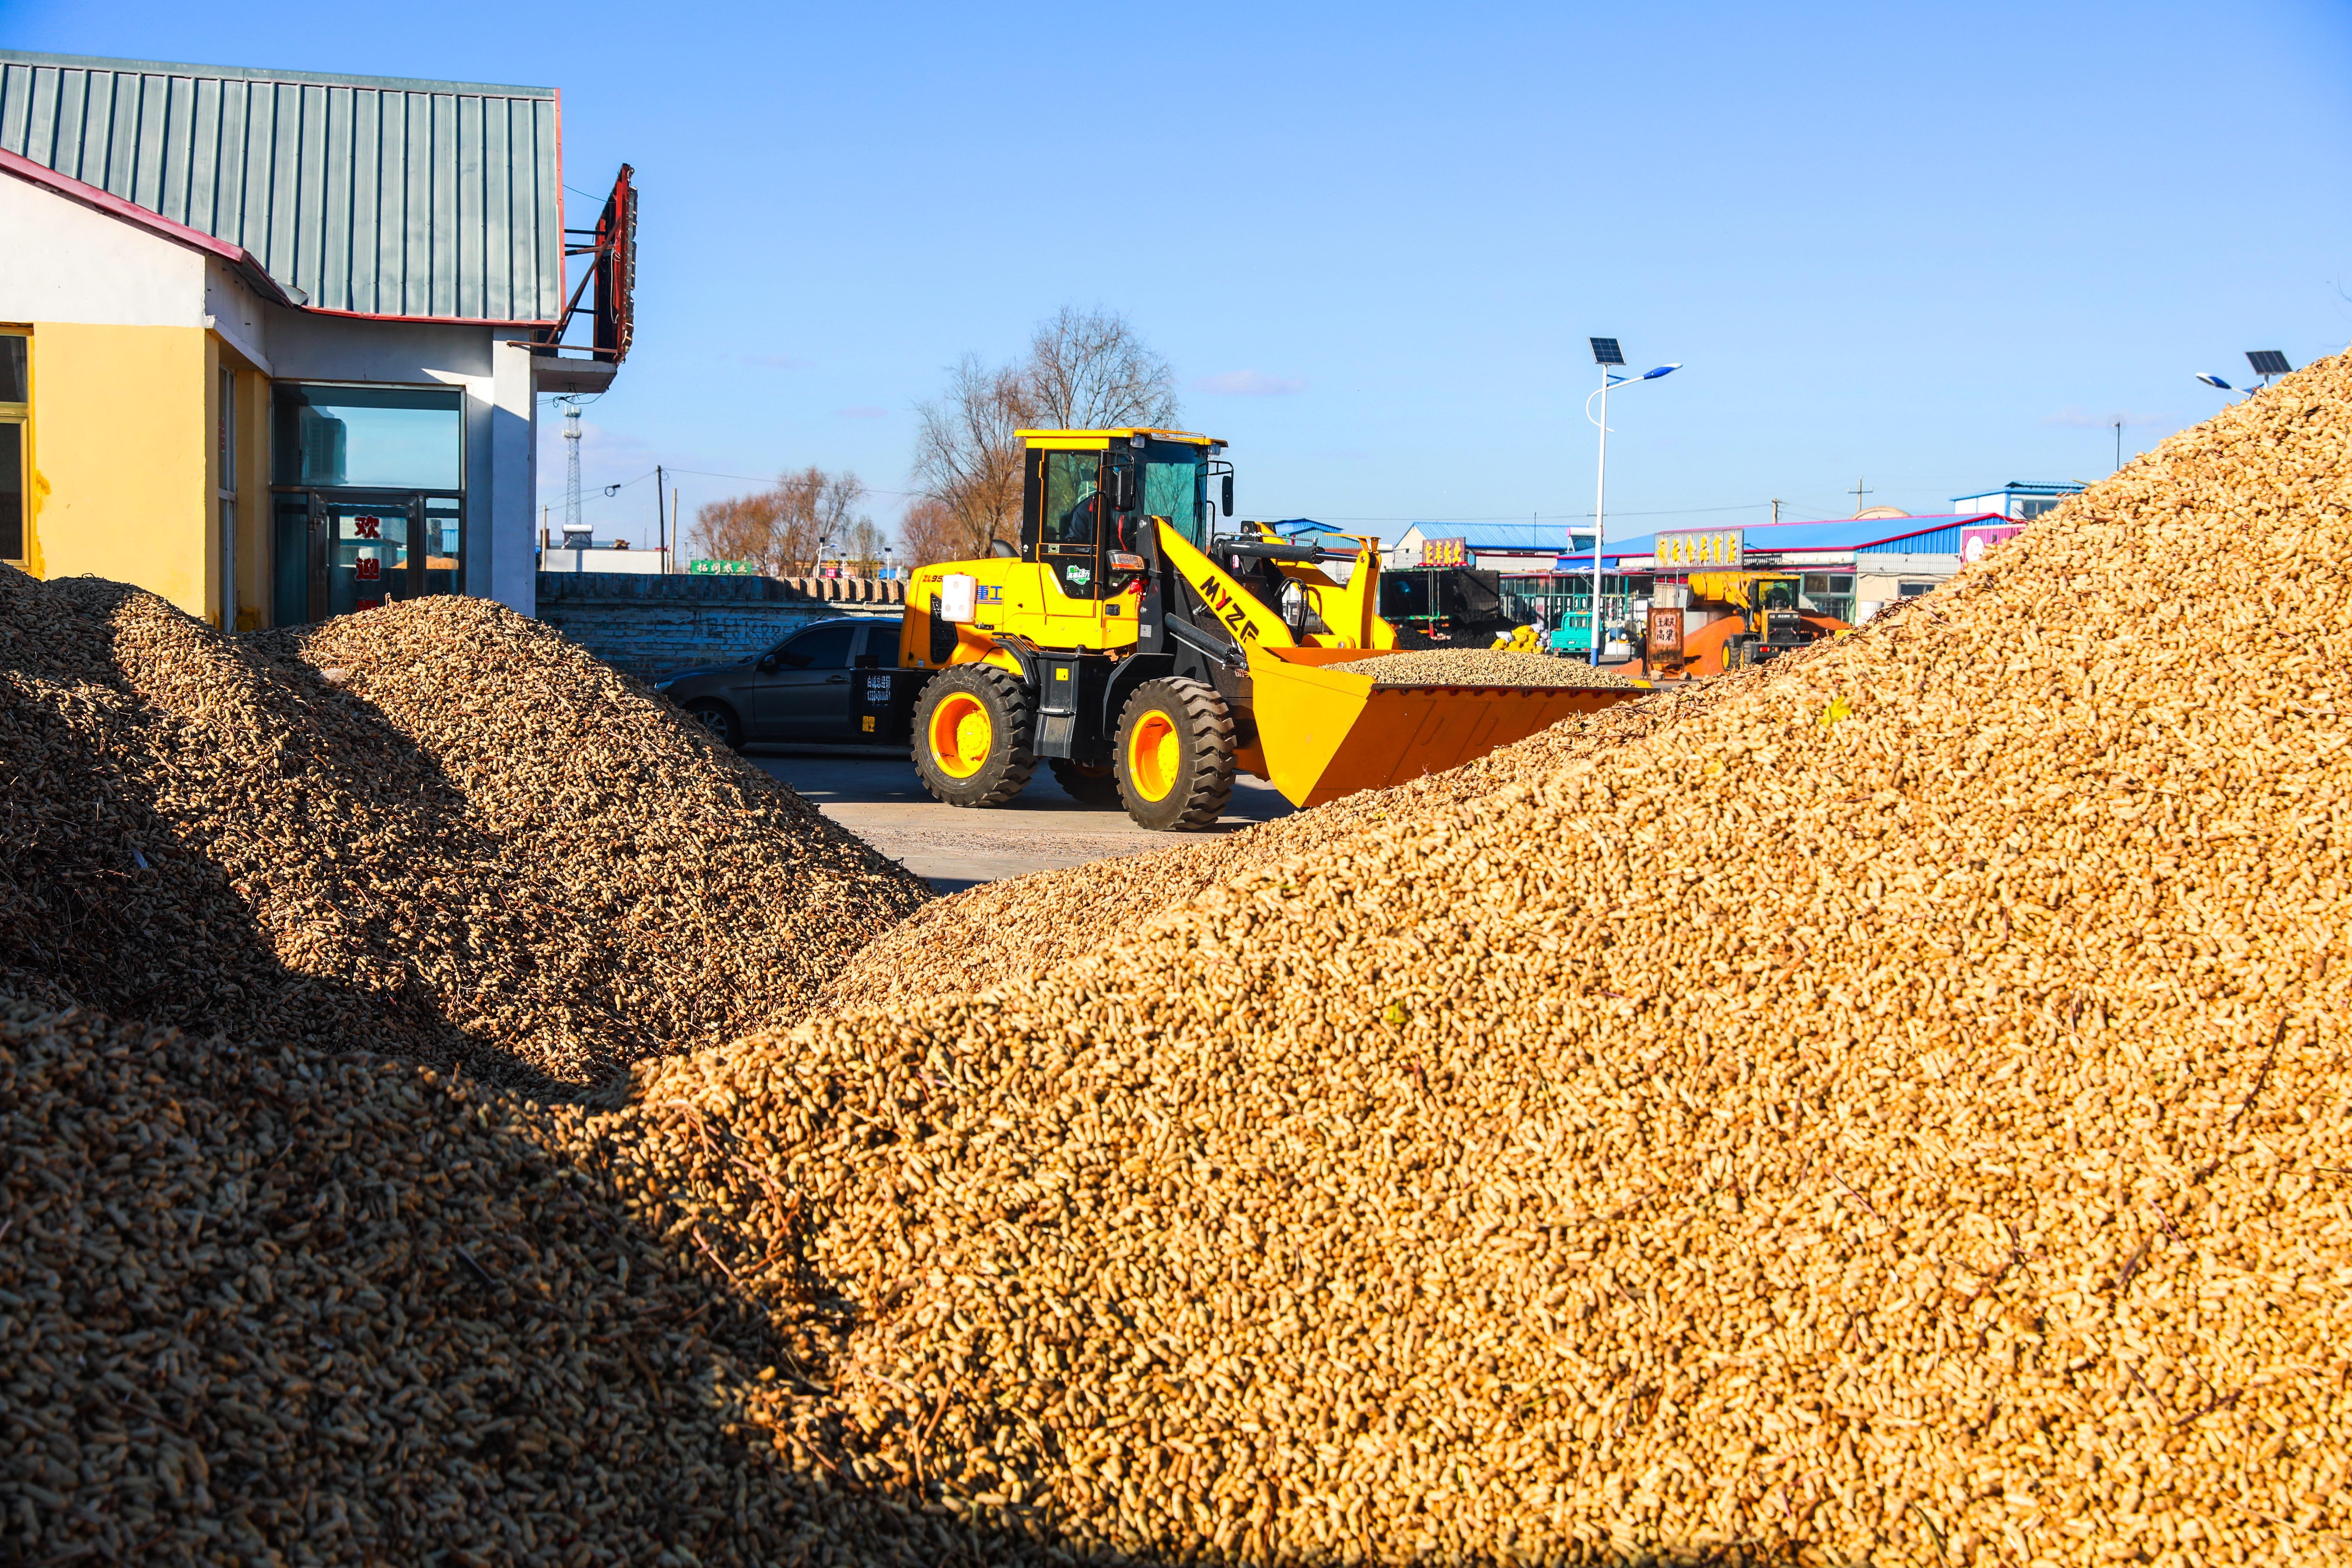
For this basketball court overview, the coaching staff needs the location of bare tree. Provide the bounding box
[1024,304,1180,430]
[841,517,890,576]
[895,497,965,569]
[688,490,792,575]
[906,308,1181,564]
[778,466,870,570]
[911,355,1033,559]
[688,466,870,576]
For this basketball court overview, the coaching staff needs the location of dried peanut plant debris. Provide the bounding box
[825,682,1705,1014]
[1331,647,1648,688]
[8,354,2352,1568]
[0,578,928,1090]
[0,997,1021,1566]
[626,356,2352,1564]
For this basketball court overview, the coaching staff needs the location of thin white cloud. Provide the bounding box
[2042,406,2173,429]
[836,405,887,419]
[1196,369,1306,396]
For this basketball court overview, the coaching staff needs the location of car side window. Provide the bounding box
[777,622,859,670]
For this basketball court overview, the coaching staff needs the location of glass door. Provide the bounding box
[268,489,465,624]
[325,495,415,617]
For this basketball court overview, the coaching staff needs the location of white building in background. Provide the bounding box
[1950,481,2087,520]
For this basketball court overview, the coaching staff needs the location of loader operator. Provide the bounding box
[1055,482,1100,546]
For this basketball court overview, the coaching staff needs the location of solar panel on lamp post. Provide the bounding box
[2246,350,2291,388]
[1584,344,1680,664]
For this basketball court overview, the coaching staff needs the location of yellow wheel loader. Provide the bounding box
[867,428,1647,830]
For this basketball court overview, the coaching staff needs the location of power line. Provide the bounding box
[1258,500,1772,523]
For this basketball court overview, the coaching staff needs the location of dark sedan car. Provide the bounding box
[652,617,898,750]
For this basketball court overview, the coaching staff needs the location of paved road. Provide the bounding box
[744,745,1294,892]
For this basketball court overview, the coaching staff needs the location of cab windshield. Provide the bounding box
[1143,442,1209,551]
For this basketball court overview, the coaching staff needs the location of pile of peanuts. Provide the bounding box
[0,574,927,1093]
[626,355,2352,1563]
[9,352,2352,1566]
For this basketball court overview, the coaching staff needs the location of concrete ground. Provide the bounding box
[744,744,1294,892]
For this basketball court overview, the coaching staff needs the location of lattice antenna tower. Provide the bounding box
[561,398,586,536]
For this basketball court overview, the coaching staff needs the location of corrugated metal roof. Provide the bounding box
[1400,520,1587,550]
[1604,514,2003,559]
[0,48,562,323]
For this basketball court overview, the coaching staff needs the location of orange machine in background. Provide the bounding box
[1673,571,1849,678]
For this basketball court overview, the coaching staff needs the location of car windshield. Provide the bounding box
[777,623,858,668]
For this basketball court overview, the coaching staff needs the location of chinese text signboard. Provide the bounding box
[1654,529,1744,569]
[1417,537,1468,568]
[689,559,755,576]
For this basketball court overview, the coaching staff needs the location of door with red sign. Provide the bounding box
[265,489,467,625]
[326,497,415,617]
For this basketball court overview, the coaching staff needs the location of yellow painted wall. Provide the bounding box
[23,321,211,617]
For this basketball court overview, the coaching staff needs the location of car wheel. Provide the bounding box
[685,699,743,752]
[1113,677,1235,831]
[1048,758,1122,808]
[911,664,1036,807]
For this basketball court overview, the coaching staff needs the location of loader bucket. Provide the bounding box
[1240,646,1651,808]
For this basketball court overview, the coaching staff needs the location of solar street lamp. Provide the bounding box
[1584,342,1680,663]
[2197,354,2290,400]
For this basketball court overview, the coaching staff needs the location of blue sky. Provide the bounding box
[9,0,2351,548]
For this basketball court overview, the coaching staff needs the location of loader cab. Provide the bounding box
[1017,429,1226,603]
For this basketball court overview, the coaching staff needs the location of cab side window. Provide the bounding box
[1037,450,1105,600]
[777,623,859,669]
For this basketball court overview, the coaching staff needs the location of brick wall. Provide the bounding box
[534,573,906,681]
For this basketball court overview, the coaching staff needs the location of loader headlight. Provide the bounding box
[1109,552,1145,572]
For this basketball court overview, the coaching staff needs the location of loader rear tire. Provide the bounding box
[913,664,1036,808]
[1114,678,1235,832]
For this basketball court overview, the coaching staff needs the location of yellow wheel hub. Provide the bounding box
[1126,709,1182,802]
[929,693,994,778]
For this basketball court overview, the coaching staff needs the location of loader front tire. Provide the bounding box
[913,664,1035,808]
[1114,678,1236,831]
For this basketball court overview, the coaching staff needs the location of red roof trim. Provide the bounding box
[299,306,559,328]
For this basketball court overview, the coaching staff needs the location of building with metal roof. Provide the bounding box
[1950,481,2086,520]
[0,48,631,628]
[1599,514,1995,565]
[1385,519,1595,572]
[1503,512,2017,645]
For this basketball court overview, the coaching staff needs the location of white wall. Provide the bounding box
[488,340,538,615]
[0,172,208,325]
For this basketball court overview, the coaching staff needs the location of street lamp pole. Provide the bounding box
[1590,361,1611,665]
[1583,341,1680,663]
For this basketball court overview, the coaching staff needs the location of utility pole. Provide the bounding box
[1849,477,1872,516]
[2113,420,2123,474]
[655,463,667,572]
[1770,498,1783,524]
